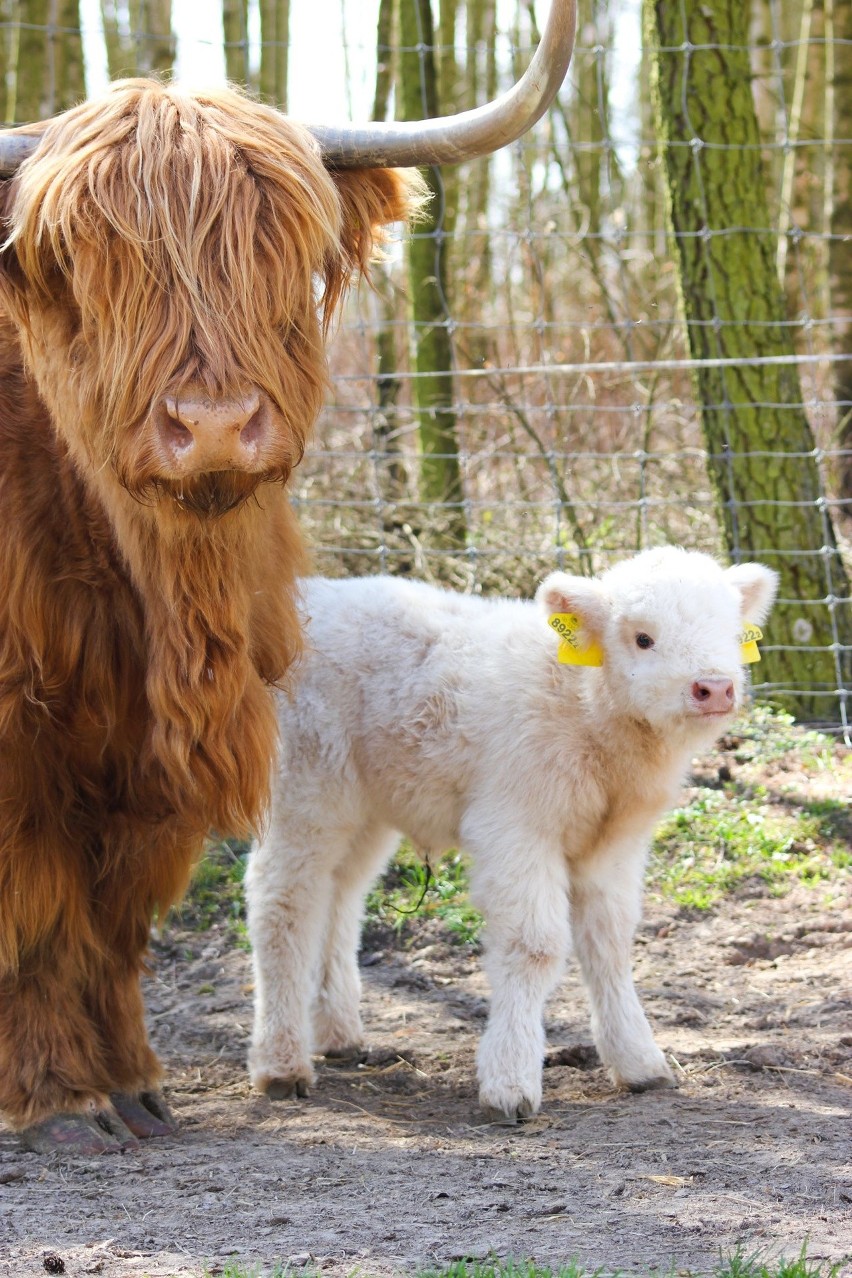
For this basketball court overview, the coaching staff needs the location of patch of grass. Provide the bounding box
[729,704,843,768]
[715,1246,841,1278]
[417,1264,592,1278]
[414,1250,841,1278]
[175,836,252,945]
[650,785,849,911]
[197,1255,845,1278]
[366,841,483,945]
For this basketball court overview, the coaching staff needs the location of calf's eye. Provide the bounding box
[635,633,655,650]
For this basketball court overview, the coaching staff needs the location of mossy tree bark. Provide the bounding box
[397,0,466,548]
[128,0,174,76]
[12,0,84,120]
[832,0,852,500]
[222,0,250,87]
[372,0,408,509]
[100,1,128,78]
[259,0,289,110]
[644,0,851,721]
[461,0,496,369]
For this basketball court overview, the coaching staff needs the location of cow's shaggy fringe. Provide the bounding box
[0,79,425,1135]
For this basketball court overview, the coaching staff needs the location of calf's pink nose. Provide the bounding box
[692,677,735,714]
[155,391,268,473]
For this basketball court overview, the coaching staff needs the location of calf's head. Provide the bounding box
[538,547,778,738]
[0,80,424,521]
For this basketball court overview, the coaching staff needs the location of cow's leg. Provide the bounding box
[84,825,197,1139]
[465,819,570,1123]
[87,956,176,1139]
[245,820,343,1099]
[312,825,400,1059]
[570,838,673,1090]
[0,825,135,1153]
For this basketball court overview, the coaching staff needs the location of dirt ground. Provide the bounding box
[1,771,850,1278]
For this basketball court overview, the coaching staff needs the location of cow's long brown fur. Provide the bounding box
[0,80,425,1130]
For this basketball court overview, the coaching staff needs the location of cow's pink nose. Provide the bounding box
[154,390,269,473]
[691,677,735,714]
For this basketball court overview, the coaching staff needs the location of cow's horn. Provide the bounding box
[0,133,39,176]
[0,0,575,177]
[308,0,576,168]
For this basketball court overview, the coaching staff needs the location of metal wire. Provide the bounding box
[2,0,850,736]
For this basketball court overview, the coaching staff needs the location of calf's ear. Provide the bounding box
[725,562,779,624]
[536,572,610,636]
[323,167,430,321]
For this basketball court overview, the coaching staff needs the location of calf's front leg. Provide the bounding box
[569,837,673,1090]
[245,829,336,1099]
[466,821,570,1124]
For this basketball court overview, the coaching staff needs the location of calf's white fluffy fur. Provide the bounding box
[246,547,777,1121]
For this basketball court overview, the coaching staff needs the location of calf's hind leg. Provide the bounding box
[312,824,400,1059]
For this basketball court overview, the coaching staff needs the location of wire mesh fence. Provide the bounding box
[1,0,850,734]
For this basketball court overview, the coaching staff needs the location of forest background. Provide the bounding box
[1,0,850,730]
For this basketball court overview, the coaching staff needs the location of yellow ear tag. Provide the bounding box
[740,622,763,664]
[548,613,604,668]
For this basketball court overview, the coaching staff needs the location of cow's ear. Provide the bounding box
[322,167,429,322]
[725,562,779,625]
[536,572,610,638]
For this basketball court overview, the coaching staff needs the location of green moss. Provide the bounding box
[174,837,252,945]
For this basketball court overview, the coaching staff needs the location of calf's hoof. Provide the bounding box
[478,1081,539,1126]
[20,1109,139,1156]
[628,1073,677,1094]
[323,1046,368,1066]
[480,1096,536,1127]
[110,1091,177,1138]
[264,1075,310,1100]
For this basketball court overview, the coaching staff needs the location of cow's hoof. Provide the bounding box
[265,1076,310,1100]
[20,1110,138,1156]
[628,1074,677,1093]
[110,1091,177,1139]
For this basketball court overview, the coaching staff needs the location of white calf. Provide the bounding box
[246,547,777,1122]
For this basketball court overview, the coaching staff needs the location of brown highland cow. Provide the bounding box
[0,80,425,1154]
[0,0,573,1157]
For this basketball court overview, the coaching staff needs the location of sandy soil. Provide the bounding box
[1,786,850,1278]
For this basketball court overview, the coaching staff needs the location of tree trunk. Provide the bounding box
[128,0,175,77]
[644,0,852,721]
[259,0,289,110]
[11,0,84,121]
[461,0,496,369]
[372,0,408,511]
[222,0,250,87]
[832,0,852,500]
[397,0,465,548]
[100,0,128,79]
[0,1,15,122]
